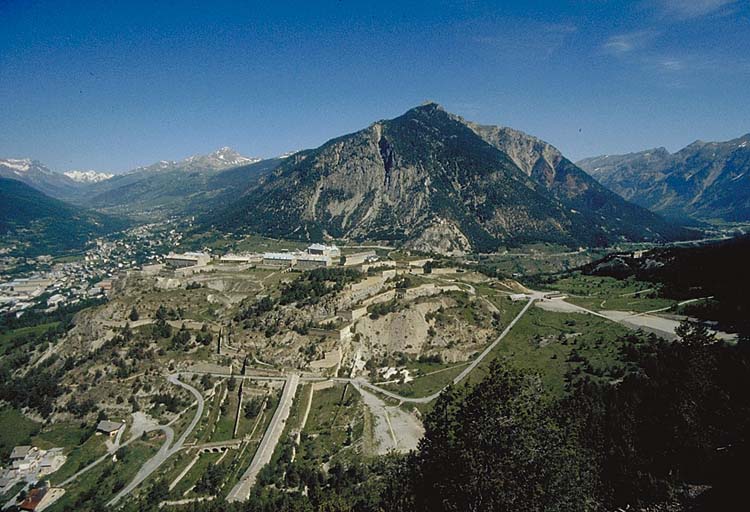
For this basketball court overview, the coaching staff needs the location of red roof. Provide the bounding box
[20,487,47,511]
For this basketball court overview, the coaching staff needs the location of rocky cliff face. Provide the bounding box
[209,104,693,253]
[578,135,750,221]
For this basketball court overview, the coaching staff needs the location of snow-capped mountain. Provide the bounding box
[64,170,114,183]
[131,147,260,174]
[0,158,84,199]
[0,158,34,174]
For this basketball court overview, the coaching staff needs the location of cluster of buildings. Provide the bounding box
[0,261,119,316]
[16,483,64,512]
[164,251,213,268]
[0,271,110,317]
[166,243,380,272]
[261,243,343,269]
[0,446,66,497]
[0,222,183,317]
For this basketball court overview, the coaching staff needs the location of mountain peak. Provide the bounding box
[209,104,691,253]
[63,170,114,183]
[407,101,445,115]
[578,132,750,222]
[132,148,261,174]
[0,158,34,173]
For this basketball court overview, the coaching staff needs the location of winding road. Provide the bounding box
[107,374,205,506]
[352,297,536,403]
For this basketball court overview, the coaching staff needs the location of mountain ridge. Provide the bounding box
[0,176,126,256]
[207,104,694,253]
[578,133,750,221]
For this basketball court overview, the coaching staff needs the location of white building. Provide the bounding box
[46,294,65,308]
[219,253,262,264]
[296,253,332,270]
[262,252,297,267]
[307,243,341,259]
[165,252,211,268]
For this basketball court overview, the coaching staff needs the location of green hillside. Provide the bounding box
[0,177,127,256]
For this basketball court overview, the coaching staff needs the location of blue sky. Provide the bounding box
[1,0,748,172]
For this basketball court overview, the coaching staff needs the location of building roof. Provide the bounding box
[308,243,327,251]
[40,451,60,467]
[166,252,209,260]
[220,253,260,261]
[348,250,376,257]
[20,487,47,511]
[96,420,124,433]
[263,252,297,260]
[10,446,32,459]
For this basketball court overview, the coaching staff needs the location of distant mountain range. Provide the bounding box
[63,170,114,183]
[577,134,750,222]
[77,154,282,219]
[206,103,694,253]
[1,148,276,219]
[0,158,84,200]
[129,147,261,174]
[10,108,733,255]
[0,177,126,256]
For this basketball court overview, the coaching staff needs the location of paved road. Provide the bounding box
[107,374,204,506]
[59,435,141,488]
[537,296,736,341]
[168,375,205,449]
[59,412,152,488]
[226,374,299,502]
[353,298,536,404]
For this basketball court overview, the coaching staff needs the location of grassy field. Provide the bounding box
[232,234,306,253]
[210,388,239,442]
[302,384,363,461]
[169,402,199,443]
[220,398,277,493]
[48,432,108,485]
[155,450,194,491]
[464,307,631,397]
[189,384,224,444]
[381,363,467,397]
[236,389,268,438]
[0,407,40,459]
[45,439,159,512]
[169,451,222,498]
[0,322,60,355]
[470,245,610,276]
[549,274,675,313]
[285,384,312,435]
[183,231,307,254]
[476,288,528,319]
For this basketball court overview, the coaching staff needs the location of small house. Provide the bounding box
[96,420,124,438]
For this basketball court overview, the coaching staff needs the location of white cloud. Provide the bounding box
[658,0,736,19]
[660,58,685,71]
[602,31,658,55]
[468,20,578,59]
